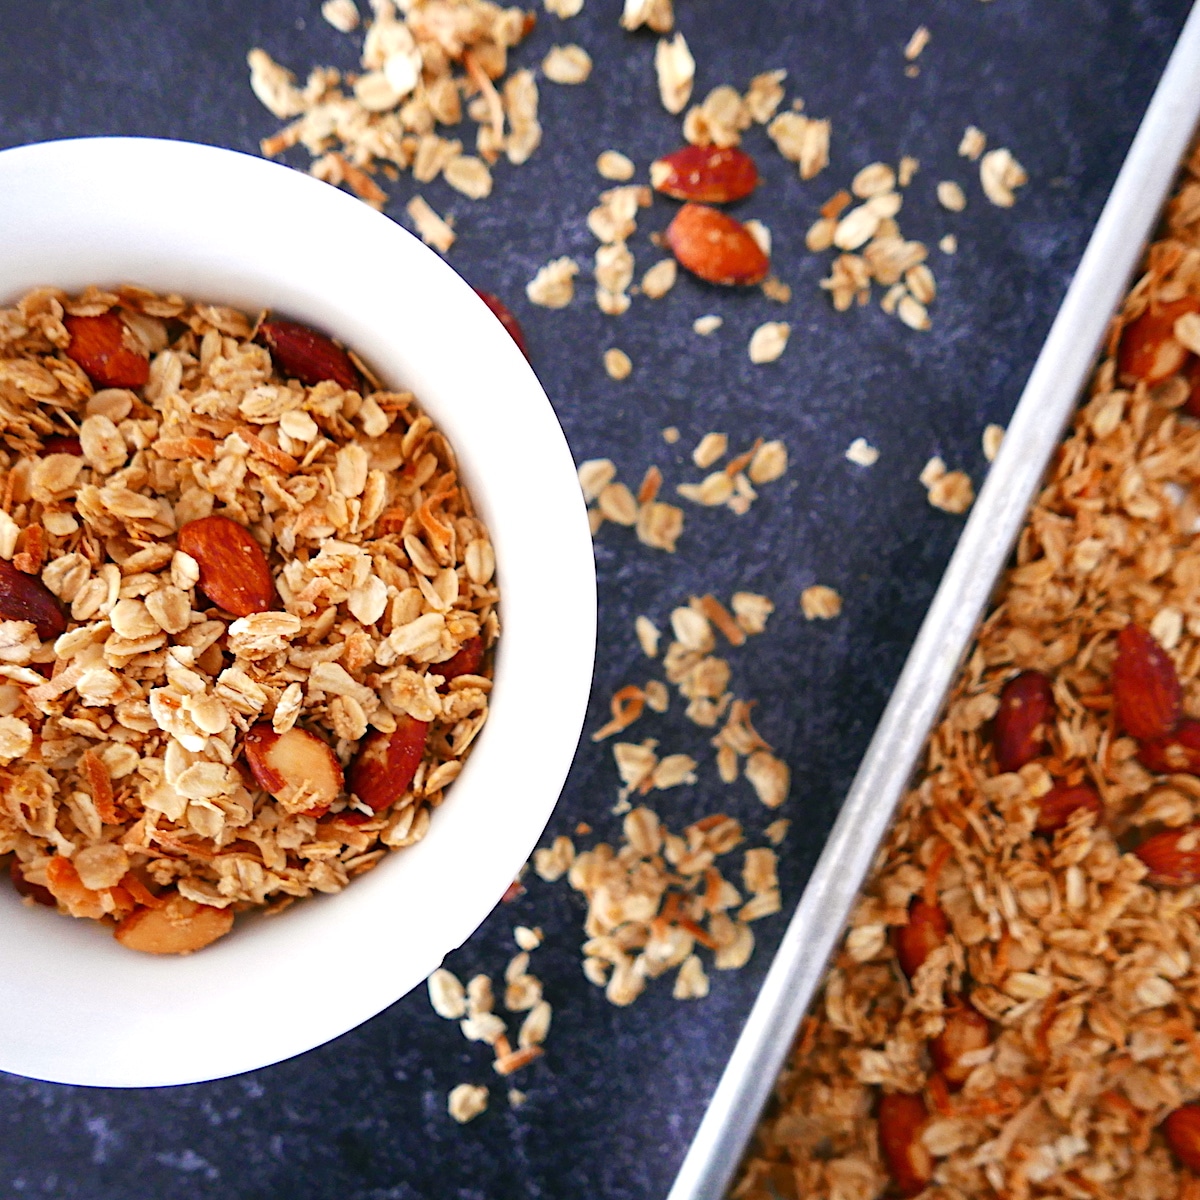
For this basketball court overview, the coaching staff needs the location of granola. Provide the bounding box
[0,287,497,954]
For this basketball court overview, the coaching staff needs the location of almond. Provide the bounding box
[1118,297,1198,385]
[1134,824,1200,886]
[177,514,278,617]
[992,670,1054,773]
[1163,1104,1200,1172]
[0,558,67,640]
[39,434,83,457]
[475,290,530,361]
[9,859,54,907]
[438,635,485,687]
[114,894,234,955]
[650,145,759,204]
[1034,782,1102,834]
[64,311,151,389]
[893,899,948,980]
[929,1002,990,1088]
[877,1092,933,1198]
[1138,717,1200,775]
[257,317,360,391]
[347,715,430,812]
[664,203,770,286]
[1113,623,1181,740]
[1184,356,1200,419]
[243,723,345,816]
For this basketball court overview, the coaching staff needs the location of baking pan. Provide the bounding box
[668,5,1200,1198]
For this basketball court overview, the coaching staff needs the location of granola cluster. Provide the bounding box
[735,144,1200,1198]
[0,285,497,953]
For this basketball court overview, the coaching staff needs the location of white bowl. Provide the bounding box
[0,137,596,1087]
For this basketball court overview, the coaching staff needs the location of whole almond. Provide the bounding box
[1034,782,1102,834]
[347,716,430,812]
[0,559,67,640]
[665,203,770,286]
[114,894,234,955]
[177,515,278,617]
[64,312,150,389]
[243,723,345,816]
[893,899,948,980]
[1118,297,1198,385]
[1163,1104,1200,1172]
[650,145,759,204]
[877,1092,933,1197]
[993,670,1054,773]
[1134,824,1200,886]
[1113,623,1180,741]
[258,318,361,391]
[40,434,83,457]
[929,1002,990,1088]
[437,636,485,687]
[1137,717,1200,775]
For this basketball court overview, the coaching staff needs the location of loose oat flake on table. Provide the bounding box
[0,286,498,955]
[734,140,1200,1200]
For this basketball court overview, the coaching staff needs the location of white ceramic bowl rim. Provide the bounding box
[0,137,596,1087]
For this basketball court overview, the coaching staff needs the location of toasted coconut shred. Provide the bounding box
[734,142,1200,1199]
[0,287,497,954]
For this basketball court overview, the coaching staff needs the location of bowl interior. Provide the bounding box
[0,137,595,1087]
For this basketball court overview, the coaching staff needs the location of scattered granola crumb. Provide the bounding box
[533,835,575,882]
[655,32,694,114]
[406,195,456,253]
[982,423,1005,462]
[543,44,593,85]
[748,440,788,484]
[980,147,1028,207]
[526,257,579,308]
[925,464,975,513]
[635,615,660,658]
[429,968,468,1020]
[764,819,790,846]
[597,150,635,181]
[448,1084,489,1124]
[641,259,677,299]
[767,111,832,180]
[507,1087,527,1108]
[321,0,360,33]
[604,348,633,380]
[845,437,880,467]
[904,25,930,60]
[919,455,947,488]
[693,432,728,469]
[898,155,919,187]
[745,751,790,809]
[636,501,684,552]
[939,233,958,254]
[514,926,543,951]
[545,0,583,15]
[693,314,723,336]
[937,180,966,212]
[749,322,791,364]
[731,592,774,635]
[621,0,673,33]
[577,458,616,502]
[662,426,680,443]
[959,124,987,160]
[761,276,792,303]
[800,584,843,621]
[745,219,772,257]
[598,481,639,526]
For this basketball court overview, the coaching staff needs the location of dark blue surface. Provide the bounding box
[0,1,1193,1197]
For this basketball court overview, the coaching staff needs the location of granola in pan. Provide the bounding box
[0,286,497,954]
[735,142,1200,1197]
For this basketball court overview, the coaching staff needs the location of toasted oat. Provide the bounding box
[748,440,788,485]
[662,426,680,443]
[760,277,792,303]
[904,25,930,59]
[980,147,1028,207]
[621,0,673,32]
[641,259,677,299]
[845,437,880,467]
[730,592,774,635]
[635,615,660,658]
[526,257,579,308]
[744,70,786,124]
[745,751,790,809]
[636,502,684,552]
[321,0,360,32]
[545,0,583,15]
[853,163,896,198]
[599,482,639,526]
[898,155,919,187]
[959,124,987,160]
[767,111,831,180]
[447,1084,489,1124]
[514,926,543,952]
[748,322,791,365]
[428,968,468,1020]
[897,294,931,331]
[604,348,633,380]
[764,819,790,846]
[801,584,842,621]
[406,195,456,253]
[919,455,947,488]
[543,44,593,84]
[940,233,958,254]
[577,458,617,502]
[982,423,1005,462]
[693,314,723,336]
[693,433,728,470]
[937,180,966,212]
[655,32,694,114]
[533,835,575,882]
[597,150,635,181]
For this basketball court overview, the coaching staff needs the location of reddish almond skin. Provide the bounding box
[177,515,277,617]
[893,899,949,980]
[1035,783,1102,834]
[0,559,67,641]
[1138,718,1200,775]
[257,318,360,391]
[475,290,530,361]
[930,1005,990,1089]
[347,716,430,812]
[651,145,759,203]
[1185,357,1200,419]
[438,636,485,686]
[877,1093,933,1198]
[40,435,83,457]
[1113,623,1181,741]
[664,203,769,286]
[64,312,150,389]
[1135,824,1200,885]
[1118,298,1199,385]
[1164,1104,1200,1172]
[9,859,54,907]
[993,670,1055,773]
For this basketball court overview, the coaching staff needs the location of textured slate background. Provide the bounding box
[0,1,1194,1197]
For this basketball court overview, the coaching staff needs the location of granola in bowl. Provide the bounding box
[0,285,498,955]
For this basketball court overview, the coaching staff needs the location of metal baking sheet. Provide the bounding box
[669,5,1200,1198]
